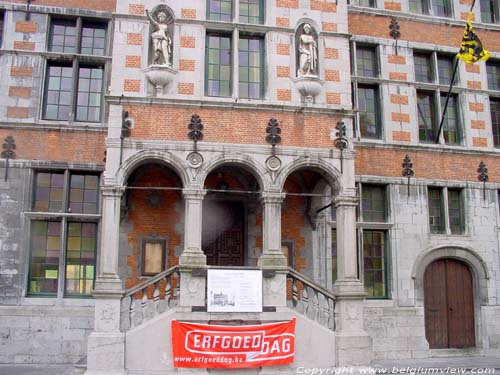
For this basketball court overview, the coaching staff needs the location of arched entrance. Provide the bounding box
[202,165,261,266]
[424,258,475,348]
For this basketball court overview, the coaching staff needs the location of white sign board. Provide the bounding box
[207,269,263,313]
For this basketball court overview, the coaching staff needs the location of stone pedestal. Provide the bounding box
[332,195,373,366]
[179,267,206,307]
[292,76,324,105]
[143,65,177,97]
[85,283,125,375]
[85,186,126,375]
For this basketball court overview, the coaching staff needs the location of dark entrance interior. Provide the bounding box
[202,200,245,266]
[424,258,475,348]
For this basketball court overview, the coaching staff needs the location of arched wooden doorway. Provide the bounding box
[424,258,475,348]
[202,165,260,267]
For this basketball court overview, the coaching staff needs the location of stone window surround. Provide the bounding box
[25,168,102,299]
[330,182,392,298]
[426,185,466,236]
[413,50,462,146]
[204,30,266,99]
[42,15,111,124]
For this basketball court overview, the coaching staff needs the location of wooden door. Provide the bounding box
[202,201,244,266]
[424,258,475,348]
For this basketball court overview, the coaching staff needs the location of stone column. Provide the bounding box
[85,186,126,375]
[332,195,373,367]
[258,192,287,308]
[258,192,287,267]
[179,188,207,266]
[179,188,207,308]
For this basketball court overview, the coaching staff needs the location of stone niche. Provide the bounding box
[292,22,325,105]
[143,4,177,97]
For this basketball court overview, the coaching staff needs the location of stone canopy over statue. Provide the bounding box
[297,23,318,77]
[146,5,173,66]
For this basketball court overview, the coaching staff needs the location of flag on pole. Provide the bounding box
[457,12,490,64]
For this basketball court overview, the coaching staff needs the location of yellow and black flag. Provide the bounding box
[457,12,490,64]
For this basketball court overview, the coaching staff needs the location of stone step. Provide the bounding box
[74,357,86,374]
[429,348,483,358]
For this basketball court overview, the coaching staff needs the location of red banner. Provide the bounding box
[171,318,296,368]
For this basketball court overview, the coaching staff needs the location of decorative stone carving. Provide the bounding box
[292,76,324,104]
[297,23,318,77]
[146,6,172,66]
[143,65,177,96]
[294,23,324,104]
[144,5,177,97]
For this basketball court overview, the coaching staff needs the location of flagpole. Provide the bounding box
[435,0,478,144]
[435,57,459,144]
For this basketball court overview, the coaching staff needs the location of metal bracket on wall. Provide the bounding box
[333,121,348,174]
[1,136,16,182]
[265,118,282,156]
[402,154,415,198]
[389,17,401,55]
[477,161,488,201]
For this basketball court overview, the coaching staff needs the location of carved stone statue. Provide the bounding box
[297,24,318,77]
[146,9,172,66]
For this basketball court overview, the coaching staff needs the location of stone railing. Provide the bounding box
[285,267,336,331]
[119,265,336,332]
[120,266,180,331]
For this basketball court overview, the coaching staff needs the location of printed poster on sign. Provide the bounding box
[207,269,262,312]
[171,319,296,368]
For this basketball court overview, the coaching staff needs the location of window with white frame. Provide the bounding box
[43,17,108,122]
[427,186,464,235]
[352,43,382,139]
[414,51,461,145]
[28,170,100,297]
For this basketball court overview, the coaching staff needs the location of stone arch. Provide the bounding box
[198,153,270,192]
[275,157,342,195]
[294,18,321,35]
[412,244,490,306]
[116,149,190,188]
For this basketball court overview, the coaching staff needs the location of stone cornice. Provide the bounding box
[107,96,356,117]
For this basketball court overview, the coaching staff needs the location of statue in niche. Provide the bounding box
[297,23,318,77]
[146,8,172,66]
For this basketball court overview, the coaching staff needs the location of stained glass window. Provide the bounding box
[206,34,232,97]
[362,185,386,222]
[363,230,386,298]
[29,171,99,297]
[29,221,61,295]
[65,222,96,295]
[239,37,264,99]
[44,18,107,122]
[208,0,233,21]
[239,0,263,24]
[50,20,77,53]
